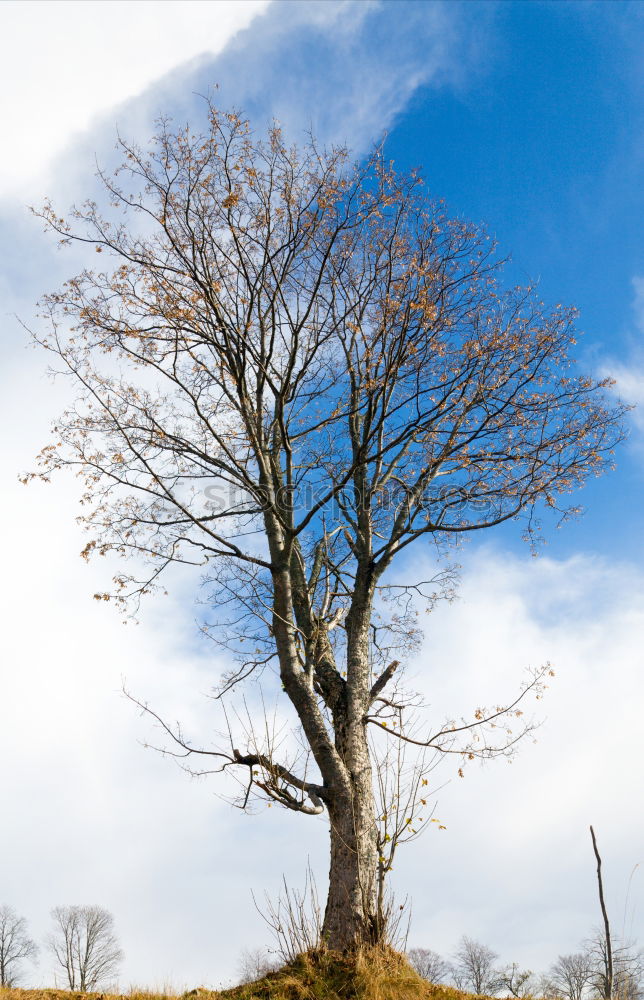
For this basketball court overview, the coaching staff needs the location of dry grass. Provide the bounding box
[0,950,500,1000]
[216,947,482,999]
[0,991,181,1000]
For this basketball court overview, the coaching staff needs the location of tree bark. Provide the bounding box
[322,720,379,950]
[322,579,380,951]
[267,520,382,949]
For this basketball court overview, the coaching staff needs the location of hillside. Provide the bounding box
[0,950,501,1000]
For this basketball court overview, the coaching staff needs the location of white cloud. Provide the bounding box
[0,0,269,198]
[0,0,487,244]
[607,365,644,424]
[3,366,644,985]
[194,0,490,155]
[397,546,644,970]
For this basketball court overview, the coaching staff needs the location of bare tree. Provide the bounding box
[48,905,123,991]
[453,936,500,995]
[585,931,644,1000]
[545,952,594,1000]
[237,946,278,983]
[29,100,625,951]
[497,962,535,998]
[611,950,644,1000]
[0,905,38,987]
[538,975,561,999]
[408,946,449,982]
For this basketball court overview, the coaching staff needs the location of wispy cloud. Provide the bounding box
[13,0,493,211]
[0,0,268,199]
[183,0,492,153]
[631,275,644,334]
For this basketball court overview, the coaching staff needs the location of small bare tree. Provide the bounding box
[0,905,38,987]
[611,950,644,1000]
[585,931,644,1000]
[545,952,594,1000]
[237,946,278,983]
[497,962,535,998]
[49,905,123,991]
[408,946,449,982]
[30,100,626,950]
[453,936,500,995]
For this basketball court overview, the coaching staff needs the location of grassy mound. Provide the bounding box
[214,947,490,1000]
[0,950,496,1000]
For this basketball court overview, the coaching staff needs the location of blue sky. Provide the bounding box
[1,0,644,989]
[385,1,644,562]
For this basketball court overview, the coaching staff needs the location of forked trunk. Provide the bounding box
[270,551,381,950]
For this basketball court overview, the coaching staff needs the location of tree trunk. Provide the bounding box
[270,538,381,950]
[322,718,379,950]
[590,826,613,1000]
[321,567,380,951]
